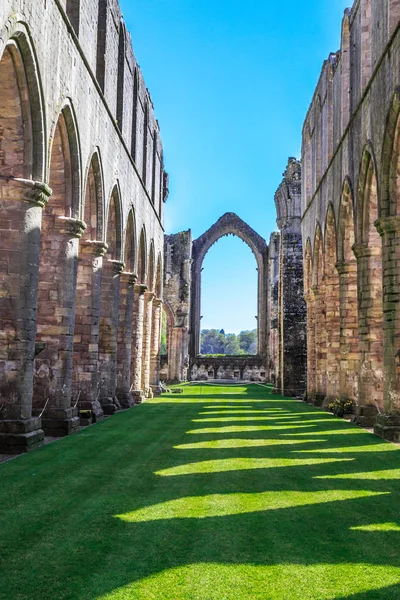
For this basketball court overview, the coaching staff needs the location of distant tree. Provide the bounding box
[224,334,243,356]
[239,330,257,355]
[160,310,167,355]
[200,329,225,354]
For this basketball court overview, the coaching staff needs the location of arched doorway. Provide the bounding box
[190,213,268,377]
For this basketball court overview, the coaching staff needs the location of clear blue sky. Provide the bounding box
[121,0,349,334]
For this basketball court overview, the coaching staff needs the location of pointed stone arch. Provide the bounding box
[98,183,124,413]
[124,207,137,274]
[105,183,123,261]
[0,25,49,449]
[137,226,148,285]
[338,178,359,401]
[34,101,84,434]
[324,203,340,401]
[73,148,107,413]
[82,148,105,241]
[190,212,268,359]
[355,144,383,421]
[0,23,46,181]
[148,241,156,291]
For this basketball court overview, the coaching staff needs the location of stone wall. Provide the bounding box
[191,356,267,382]
[301,0,400,439]
[162,231,192,382]
[0,0,166,451]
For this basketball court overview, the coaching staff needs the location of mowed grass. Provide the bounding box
[2,385,400,598]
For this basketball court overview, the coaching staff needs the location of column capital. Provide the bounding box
[134,283,148,295]
[80,240,108,257]
[352,243,380,259]
[0,176,52,207]
[374,216,400,236]
[144,290,155,301]
[120,271,137,286]
[106,259,125,275]
[335,260,357,275]
[56,216,86,238]
[153,297,163,308]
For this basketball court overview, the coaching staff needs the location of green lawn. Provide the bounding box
[2,384,400,599]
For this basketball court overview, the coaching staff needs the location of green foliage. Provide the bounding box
[327,398,355,418]
[201,328,257,355]
[160,309,167,356]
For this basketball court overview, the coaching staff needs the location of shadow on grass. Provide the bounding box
[1,385,400,599]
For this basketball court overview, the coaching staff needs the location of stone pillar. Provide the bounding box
[0,178,50,452]
[98,259,124,414]
[73,240,108,420]
[324,271,341,402]
[116,272,137,408]
[354,243,382,426]
[276,225,308,398]
[34,216,85,436]
[305,291,316,401]
[337,260,359,402]
[314,286,327,404]
[141,291,155,398]
[150,298,163,394]
[374,217,400,440]
[131,284,147,403]
[169,327,188,382]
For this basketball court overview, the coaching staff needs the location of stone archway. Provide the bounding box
[190,213,268,362]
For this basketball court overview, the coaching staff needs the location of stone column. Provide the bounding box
[98,259,124,414]
[374,217,400,440]
[116,272,137,408]
[131,284,147,403]
[275,219,306,398]
[34,216,85,436]
[324,271,341,402]
[0,178,50,452]
[141,291,155,398]
[354,243,383,426]
[73,240,108,420]
[305,290,316,401]
[314,285,327,404]
[337,260,359,402]
[150,298,163,394]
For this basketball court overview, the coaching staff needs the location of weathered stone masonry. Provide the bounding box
[0,0,166,452]
[301,0,400,440]
[163,209,307,392]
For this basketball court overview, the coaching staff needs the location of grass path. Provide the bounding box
[2,385,400,598]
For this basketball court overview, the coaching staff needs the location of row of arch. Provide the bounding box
[0,23,164,444]
[304,85,400,422]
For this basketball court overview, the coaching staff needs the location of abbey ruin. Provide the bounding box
[1,0,400,453]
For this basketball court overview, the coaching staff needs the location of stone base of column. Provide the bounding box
[145,388,154,399]
[0,418,44,454]
[151,385,162,397]
[132,390,146,405]
[116,392,134,409]
[100,397,122,415]
[41,408,80,437]
[374,414,400,442]
[78,400,104,422]
[307,392,325,407]
[353,405,379,428]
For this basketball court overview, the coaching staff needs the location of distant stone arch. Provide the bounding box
[190,212,268,358]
